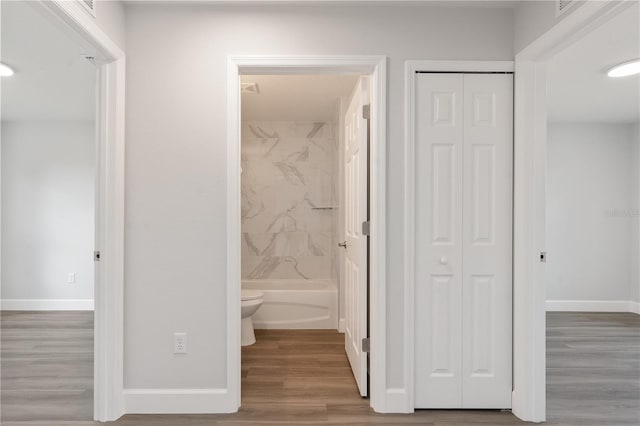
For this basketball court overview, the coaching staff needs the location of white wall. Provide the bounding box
[1,121,95,305]
[123,3,514,393]
[513,0,586,54]
[514,0,558,53]
[632,123,640,303]
[95,0,126,52]
[546,123,638,305]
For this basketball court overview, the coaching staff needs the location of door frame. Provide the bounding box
[404,60,514,413]
[512,0,635,422]
[405,2,635,422]
[226,55,387,412]
[32,1,126,421]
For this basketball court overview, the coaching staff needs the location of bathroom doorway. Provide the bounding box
[240,73,367,399]
[227,56,387,412]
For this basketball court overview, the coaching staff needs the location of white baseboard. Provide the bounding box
[338,318,345,333]
[546,300,639,313]
[385,388,412,413]
[1,299,94,311]
[124,388,237,414]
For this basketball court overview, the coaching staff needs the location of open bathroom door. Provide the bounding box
[343,77,369,397]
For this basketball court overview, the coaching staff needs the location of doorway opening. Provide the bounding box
[405,63,515,411]
[513,0,639,422]
[226,56,387,413]
[240,72,369,401]
[1,1,125,422]
[543,3,639,424]
[1,1,97,421]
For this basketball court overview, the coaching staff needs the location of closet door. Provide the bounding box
[414,74,464,408]
[461,74,513,408]
[414,72,513,409]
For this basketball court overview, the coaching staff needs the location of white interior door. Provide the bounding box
[415,74,464,407]
[414,73,513,409]
[461,74,512,408]
[343,77,369,397]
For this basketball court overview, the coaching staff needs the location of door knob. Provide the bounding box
[338,241,347,249]
[439,256,448,265]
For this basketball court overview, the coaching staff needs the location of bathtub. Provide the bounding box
[242,279,338,329]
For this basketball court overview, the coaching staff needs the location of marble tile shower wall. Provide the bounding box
[241,121,338,281]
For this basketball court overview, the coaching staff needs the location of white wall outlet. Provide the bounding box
[67,273,76,284]
[174,332,187,354]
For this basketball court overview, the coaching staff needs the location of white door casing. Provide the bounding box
[414,73,513,409]
[229,55,387,414]
[344,77,369,397]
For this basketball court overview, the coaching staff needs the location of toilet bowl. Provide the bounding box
[241,289,264,346]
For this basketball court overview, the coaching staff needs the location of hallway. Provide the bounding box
[2,313,639,424]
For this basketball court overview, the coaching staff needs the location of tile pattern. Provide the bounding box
[241,122,338,281]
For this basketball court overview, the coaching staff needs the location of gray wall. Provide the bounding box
[547,123,639,302]
[123,3,515,390]
[633,124,640,303]
[513,0,586,54]
[95,0,126,52]
[1,121,95,301]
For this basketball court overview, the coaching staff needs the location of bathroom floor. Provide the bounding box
[241,329,359,409]
[237,329,525,424]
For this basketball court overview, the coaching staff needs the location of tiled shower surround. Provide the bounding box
[241,121,338,280]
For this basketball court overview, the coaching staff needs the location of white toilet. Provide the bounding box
[241,289,264,346]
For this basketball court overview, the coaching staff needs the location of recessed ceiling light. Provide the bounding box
[0,62,14,77]
[607,59,640,78]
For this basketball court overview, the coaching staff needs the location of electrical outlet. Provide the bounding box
[67,273,76,284]
[174,332,187,354]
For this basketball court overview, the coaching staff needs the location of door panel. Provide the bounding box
[470,145,495,244]
[415,74,464,408]
[432,144,457,244]
[344,77,369,397]
[461,74,512,408]
[429,274,456,375]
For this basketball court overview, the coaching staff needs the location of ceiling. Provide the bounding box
[124,1,519,6]
[1,1,96,121]
[241,75,359,122]
[547,3,640,123]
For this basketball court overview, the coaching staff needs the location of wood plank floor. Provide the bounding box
[0,311,94,424]
[1,312,638,425]
[546,312,640,426]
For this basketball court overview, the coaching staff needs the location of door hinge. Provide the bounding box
[361,221,370,236]
[362,104,370,120]
[540,251,547,263]
[362,337,370,353]
[94,250,101,262]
